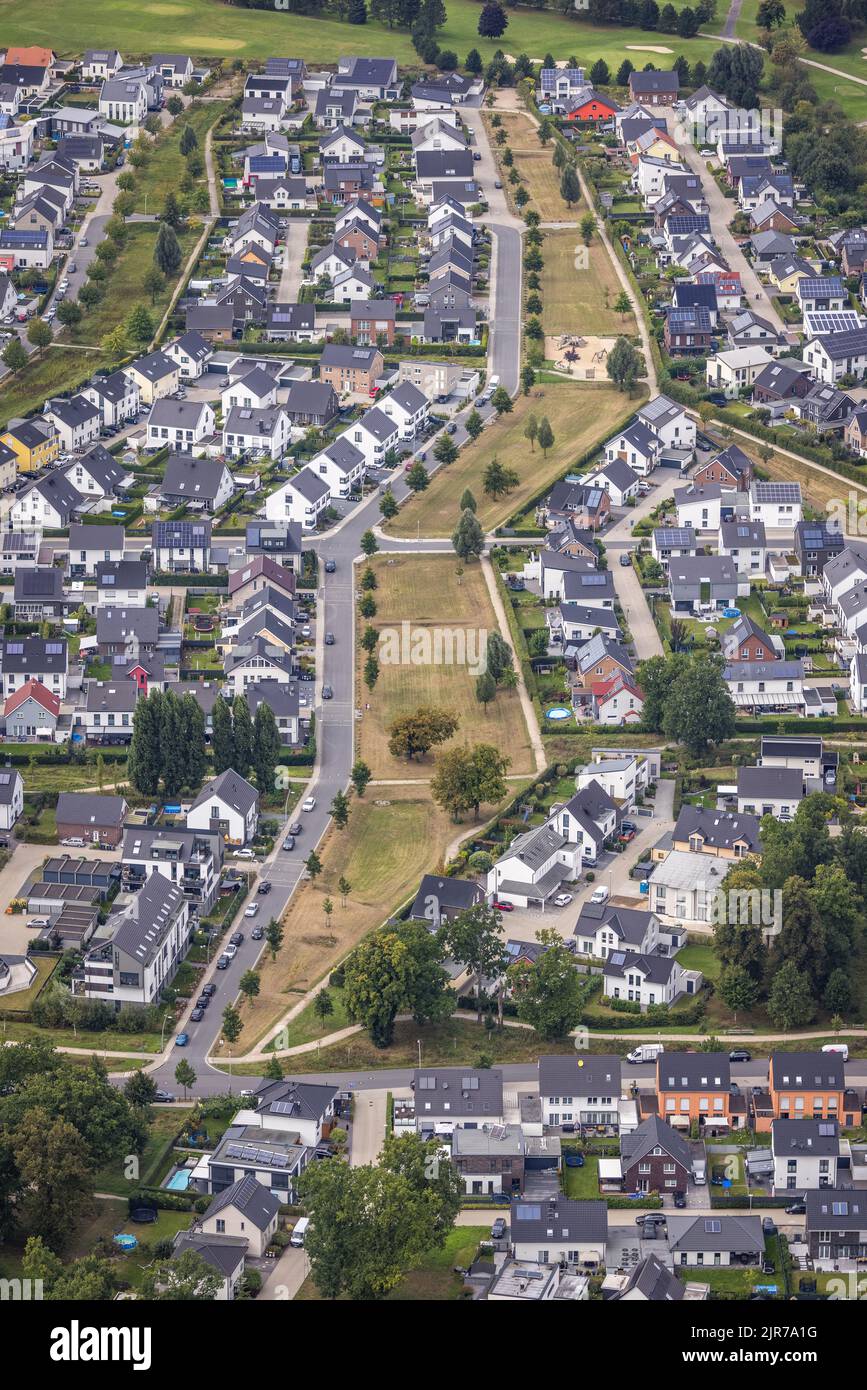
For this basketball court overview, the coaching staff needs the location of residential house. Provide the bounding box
[124,351,180,404]
[146,399,215,454]
[0,635,67,700]
[667,1214,763,1267]
[318,343,383,396]
[151,519,211,575]
[509,1197,608,1269]
[3,682,60,744]
[56,791,128,847]
[804,1189,867,1267]
[718,516,767,575]
[772,1119,840,1192]
[693,444,754,491]
[160,454,235,514]
[412,1067,504,1134]
[671,804,761,860]
[621,1116,694,1195]
[187,769,260,846]
[656,1052,737,1133]
[749,480,802,528]
[736,765,804,819]
[75,874,190,1009]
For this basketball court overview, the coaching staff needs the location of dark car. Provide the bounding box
[230,931,244,947]
[282,835,296,851]
[491,1217,507,1239]
[762,1216,777,1236]
[257,880,272,895]
[196,996,210,1010]
[729,1048,752,1062]
[324,632,335,645]
[619,552,631,566]
[251,925,264,940]
[322,684,333,700]
[202,983,216,997]
[190,1007,204,1022]
[785,1200,806,1215]
[216,955,230,970]
[673,1191,687,1209]
[154,1090,175,1103]
[636,1213,667,1233]
[324,558,336,573]
[288,821,302,836]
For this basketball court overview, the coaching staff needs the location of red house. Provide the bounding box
[567,91,619,123]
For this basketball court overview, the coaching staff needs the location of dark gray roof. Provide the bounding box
[288,466,329,504]
[56,792,126,828]
[409,874,484,921]
[621,1116,694,1171]
[254,1077,339,1121]
[616,1252,684,1301]
[162,454,231,502]
[413,1067,503,1119]
[204,1174,282,1230]
[191,769,259,818]
[538,1054,621,1096]
[111,872,185,966]
[737,765,803,801]
[83,680,139,714]
[510,1196,608,1244]
[573,902,652,948]
[96,605,159,646]
[0,635,67,675]
[770,1051,845,1090]
[805,1189,867,1231]
[667,1214,762,1253]
[658,1052,731,1092]
[673,805,761,853]
[172,1231,246,1279]
[772,1118,839,1157]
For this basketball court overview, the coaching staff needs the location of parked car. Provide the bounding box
[224,944,238,960]
[234,847,255,859]
[589,886,609,905]
[154,1090,175,1102]
[251,925,264,940]
[322,685,333,700]
[762,1217,777,1236]
[618,826,636,843]
[302,796,316,812]
[288,821,302,836]
[282,834,296,851]
[619,552,632,566]
[175,1033,190,1047]
[230,932,244,947]
[785,1200,806,1215]
[216,955,230,970]
[492,900,514,912]
[729,1048,752,1062]
[324,558,336,573]
[196,996,210,1010]
[189,1007,204,1022]
[202,983,216,997]
[673,1191,687,1208]
[491,1217,507,1239]
[636,1212,667,1232]
[553,893,573,908]
[257,880,272,895]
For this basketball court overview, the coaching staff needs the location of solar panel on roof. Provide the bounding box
[515,1204,542,1221]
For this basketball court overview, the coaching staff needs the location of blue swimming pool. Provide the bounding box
[166,1169,191,1192]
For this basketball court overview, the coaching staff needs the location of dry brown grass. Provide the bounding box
[541,228,636,336]
[356,554,535,778]
[484,110,582,221]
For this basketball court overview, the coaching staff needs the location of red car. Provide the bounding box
[493,900,514,912]
[618,828,636,843]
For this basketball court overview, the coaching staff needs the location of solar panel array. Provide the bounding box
[753,482,801,501]
[225,1142,289,1168]
[803,310,864,337]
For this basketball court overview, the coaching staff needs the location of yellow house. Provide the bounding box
[768,259,818,295]
[1,418,58,473]
[124,350,180,405]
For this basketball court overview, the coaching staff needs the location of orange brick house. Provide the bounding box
[655,1052,742,1133]
[752,1052,860,1133]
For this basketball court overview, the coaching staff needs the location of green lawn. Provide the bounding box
[562,1155,600,1197]
[677,940,720,981]
[3,0,724,66]
[93,1106,194,1196]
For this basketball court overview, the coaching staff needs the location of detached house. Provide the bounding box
[160,454,235,514]
[187,769,260,846]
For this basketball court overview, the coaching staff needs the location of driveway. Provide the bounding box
[259,1243,309,1300]
[0,840,121,953]
[350,1087,388,1166]
[660,106,787,336]
[279,218,309,302]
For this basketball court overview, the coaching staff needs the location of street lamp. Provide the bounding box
[159,1009,173,1050]
[417,1038,422,1067]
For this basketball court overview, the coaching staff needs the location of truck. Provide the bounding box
[626,1043,664,1065]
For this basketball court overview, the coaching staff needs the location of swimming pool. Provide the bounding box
[166,1168,191,1192]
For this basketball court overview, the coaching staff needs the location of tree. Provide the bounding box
[478,1,508,37]
[523,413,539,452]
[264,1055,284,1081]
[757,0,786,24]
[431,743,509,822]
[767,958,816,1029]
[360,528,379,556]
[2,338,27,374]
[537,416,555,457]
[124,1071,158,1109]
[616,58,635,84]
[464,409,483,441]
[459,487,477,513]
[161,190,183,228]
[521,365,536,397]
[348,0,367,20]
[613,290,632,321]
[486,631,513,682]
[239,970,261,1007]
[379,488,398,520]
[141,1248,221,1301]
[452,506,484,562]
[508,929,586,1039]
[677,5,699,35]
[7,1109,92,1251]
[338,876,352,906]
[433,433,458,466]
[221,1005,242,1044]
[476,671,496,709]
[660,655,736,755]
[580,211,596,246]
[298,1157,453,1299]
[143,267,165,304]
[560,165,580,208]
[589,58,610,86]
[406,460,429,492]
[343,922,452,1046]
[127,689,163,794]
[253,702,281,796]
[126,302,154,345]
[387,706,459,761]
[313,989,335,1030]
[305,850,323,883]
[351,759,372,796]
[797,0,850,50]
[364,653,379,690]
[442,904,509,1023]
[211,695,234,775]
[265,917,284,960]
[231,695,254,778]
[330,789,351,829]
[174,1059,196,1100]
[606,335,642,391]
[56,300,82,328]
[27,318,52,357]
[490,386,513,416]
[483,458,519,498]
[154,220,182,276]
[166,94,184,116]
[179,124,198,156]
[823,967,852,1015]
[717,964,760,1019]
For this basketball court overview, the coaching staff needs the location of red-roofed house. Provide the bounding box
[3,678,60,741]
[591,673,645,725]
[697,270,742,313]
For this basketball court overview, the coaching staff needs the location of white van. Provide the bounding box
[626,1043,664,1064]
[821,1043,849,1061]
[290,1216,310,1247]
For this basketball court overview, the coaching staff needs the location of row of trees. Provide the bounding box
[212,693,282,794]
[127,689,282,798]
